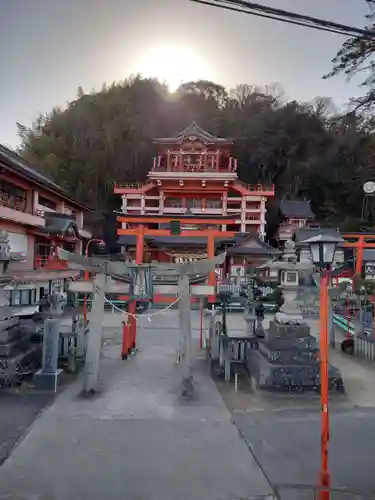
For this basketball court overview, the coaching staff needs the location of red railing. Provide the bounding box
[114,180,274,194]
[35,255,69,270]
[114,182,148,191]
[236,181,275,194]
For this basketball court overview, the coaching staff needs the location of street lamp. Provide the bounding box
[83,239,105,323]
[302,233,343,500]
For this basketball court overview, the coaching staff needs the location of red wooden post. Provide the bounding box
[207,231,216,304]
[199,300,204,349]
[319,271,331,500]
[121,321,129,359]
[355,235,365,275]
[126,225,144,351]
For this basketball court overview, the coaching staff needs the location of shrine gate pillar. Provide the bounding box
[128,225,145,349]
[207,231,216,303]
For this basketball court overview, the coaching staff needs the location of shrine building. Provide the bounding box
[114,123,278,278]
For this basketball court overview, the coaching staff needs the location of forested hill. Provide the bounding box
[17,77,375,232]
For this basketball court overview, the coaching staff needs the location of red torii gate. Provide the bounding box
[116,213,238,348]
[342,233,375,275]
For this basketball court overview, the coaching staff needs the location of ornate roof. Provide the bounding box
[226,234,281,256]
[294,227,342,246]
[279,200,315,219]
[38,213,81,239]
[154,122,234,145]
[0,144,92,211]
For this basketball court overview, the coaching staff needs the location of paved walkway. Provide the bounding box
[0,313,273,500]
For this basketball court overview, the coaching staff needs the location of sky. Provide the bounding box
[0,0,371,148]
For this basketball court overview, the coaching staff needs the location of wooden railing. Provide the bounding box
[34,255,69,270]
[0,194,27,212]
[114,182,147,190]
[236,181,275,194]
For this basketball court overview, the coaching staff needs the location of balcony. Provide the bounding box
[236,181,275,196]
[0,199,45,227]
[114,181,153,194]
[35,255,69,270]
[153,154,238,173]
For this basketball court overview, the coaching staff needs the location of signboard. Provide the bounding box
[365,262,375,280]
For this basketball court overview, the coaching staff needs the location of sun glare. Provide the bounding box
[136,45,209,91]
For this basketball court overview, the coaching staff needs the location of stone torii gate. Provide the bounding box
[57,248,224,396]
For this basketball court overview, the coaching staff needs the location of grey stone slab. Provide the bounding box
[0,320,20,339]
[233,408,375,497]
[0,335,29,357]
[268,320,311,338]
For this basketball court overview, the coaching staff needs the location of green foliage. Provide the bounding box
[261,286,284,306]
[353,277,375,297]
[16,76,375,231]
[325,15,375,116]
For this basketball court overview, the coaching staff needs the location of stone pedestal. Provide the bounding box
[34,368,63,391]
[33,319,62,392]
[246,320,344,392]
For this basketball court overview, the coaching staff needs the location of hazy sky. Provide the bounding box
[0,0,370,147]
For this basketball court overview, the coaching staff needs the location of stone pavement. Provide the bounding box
[0,392,53,466]
[0,310,273,500]
[225,314,375,497]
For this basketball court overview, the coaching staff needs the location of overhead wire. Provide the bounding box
[188,0,375,39]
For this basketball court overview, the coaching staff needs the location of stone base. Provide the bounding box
[275,312,304,325]
[247,349,344,392]
[33,369,63,392]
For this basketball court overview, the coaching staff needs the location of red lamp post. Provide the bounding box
[303,233,344,500]
[83,238,105,323]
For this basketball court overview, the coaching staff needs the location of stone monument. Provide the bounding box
[247,240,344,392]
[33,284,67,391]
[273,240,308,324]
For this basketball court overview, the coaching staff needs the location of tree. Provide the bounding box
[325,13,375,114]
[16,76,375,233]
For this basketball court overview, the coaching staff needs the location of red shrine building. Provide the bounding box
[0,144,92,313]
[114,123,278,278]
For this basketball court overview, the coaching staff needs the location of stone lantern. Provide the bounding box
[246,238,344,392]
[268,239,311,324]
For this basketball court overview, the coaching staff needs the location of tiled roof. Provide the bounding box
[226,235,281,256]
[154,122,234,144]
[115,211,241,221]
[294,227,342,245]
[363,249,375,262]
[117,235,237,247]
[38,213,81,239]
[0,144,92,210]
[280,200,315,219]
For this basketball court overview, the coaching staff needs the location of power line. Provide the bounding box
[188,0,375,39]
